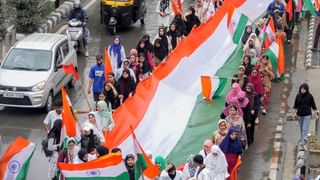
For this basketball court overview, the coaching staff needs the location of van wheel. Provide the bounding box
[43,92,53,113]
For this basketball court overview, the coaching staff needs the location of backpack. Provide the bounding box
[41,138,53,157]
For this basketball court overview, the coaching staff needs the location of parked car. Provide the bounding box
[0,33,78,112]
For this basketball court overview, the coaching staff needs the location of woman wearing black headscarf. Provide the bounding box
[117,69,136,104]
[172,13,187,37]
[153,38,168,65]
[125,154,135,180]
[241,25,253,45]
[142,34,154,53]
[184,6,201,35]
[47,119,62,180]
[167,22,181,50]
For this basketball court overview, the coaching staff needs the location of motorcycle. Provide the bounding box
[65,19,84,52]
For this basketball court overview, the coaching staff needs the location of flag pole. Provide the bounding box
[77,80,91,110]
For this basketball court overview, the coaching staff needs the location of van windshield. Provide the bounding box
[1,49,52,71]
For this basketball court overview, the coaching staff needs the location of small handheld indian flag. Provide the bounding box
[0,137,35,180]
[264,37,285,79]
[104,47,113,80]
[263,17,276,50]
[131,128,160,179]
[58,152,130,179]
[201,76,228,101]
[61,86,81,143]
[227,4,249,44]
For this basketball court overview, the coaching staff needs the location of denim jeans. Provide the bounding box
[297,115,311,145]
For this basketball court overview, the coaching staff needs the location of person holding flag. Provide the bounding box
[284,0,296,43]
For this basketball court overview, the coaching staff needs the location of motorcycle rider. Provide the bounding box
[68,0,89,57]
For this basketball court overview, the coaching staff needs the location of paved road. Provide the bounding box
[0,0,162,179]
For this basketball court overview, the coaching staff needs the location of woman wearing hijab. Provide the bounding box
[185,6,201,35]
[212,119,229,145]
[125,154,135,180]
[219,128,243,174]
[155,156,167,172]
[245,83,260,144]
[172,13,187,37]
[136,39,155,70]
[108,35,126,71]
[292,83,318,146]
[142,34,154,53]
[117,69,136,104]
[154,26,171,54]
[241,55,254,76]
[225,104,247,148]
[47,119,62,179]
[232,65,249,91]
[115,58,137,82]
[244,33,261,55]
[256,55,274,115]
[129,49,139,74]
[225,83,242,105]
[199,139,213,159]
[58,137,79,165]
[103,78,119,110]
[153,38,168,65]
[156,0,173,27]
[248,67,264,98]
[248,48,259,66]
[204,145,229,180]
[182,155,197,179]
[136,53,152,82]
[95,100,115,133]
[241,25,253,45]
[167,22,181,50]
[82,112,105,143]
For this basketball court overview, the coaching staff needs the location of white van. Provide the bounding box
[0,33,78,112]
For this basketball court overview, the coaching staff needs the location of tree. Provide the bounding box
[6,0,53,34]
[0,0,6,37]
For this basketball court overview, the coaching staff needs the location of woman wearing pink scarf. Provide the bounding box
[199,139,213,158]
[225,83,242,104]
[248,67,264,97]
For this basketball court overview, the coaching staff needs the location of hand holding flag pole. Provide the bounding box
[62,64,91,110]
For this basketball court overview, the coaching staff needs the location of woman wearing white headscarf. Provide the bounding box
[204,145,229,180]
[95,100,115,133]
[82,112,105,143]
[244,33,262,55]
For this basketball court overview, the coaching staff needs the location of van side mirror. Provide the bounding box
[54,64,62,72]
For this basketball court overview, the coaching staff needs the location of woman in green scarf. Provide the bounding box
[154,156,167,172]
[95,100,115,133]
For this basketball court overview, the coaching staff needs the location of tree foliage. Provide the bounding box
[0,1,6,37]
[6,0,53,33]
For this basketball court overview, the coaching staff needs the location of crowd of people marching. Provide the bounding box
[41,0,302,179]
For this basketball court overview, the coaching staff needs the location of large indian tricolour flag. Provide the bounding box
[105,0,275,164]
[58,153,129,179]
[227,4,249,44]
[0,137,35,180]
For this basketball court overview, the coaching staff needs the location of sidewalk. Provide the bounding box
[281,17,320,179]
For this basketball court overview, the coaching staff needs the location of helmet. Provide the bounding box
[74,0,81,9]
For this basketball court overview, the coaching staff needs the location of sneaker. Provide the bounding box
[85,50,89,57]
[262,109,267,115]
[255,117,259,124]
[287,39,291,44]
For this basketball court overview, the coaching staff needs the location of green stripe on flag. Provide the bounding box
[65,172,130,180]
[213,78,228,98]
[16,149,35,180]
[303,0,316,16]
[135,153,147,179]
[264,48,279,75]
[166,44,243,164]
[233,14,248,44]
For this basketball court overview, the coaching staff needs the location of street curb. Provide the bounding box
[305,16,315,68]
[37,0,75,33]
